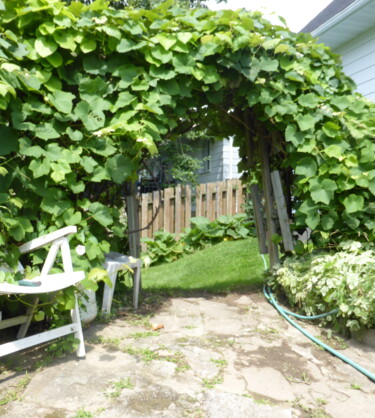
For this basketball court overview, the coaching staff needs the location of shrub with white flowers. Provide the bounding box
[270,241,375,332]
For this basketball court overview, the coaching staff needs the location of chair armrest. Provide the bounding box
[19,226,78,254]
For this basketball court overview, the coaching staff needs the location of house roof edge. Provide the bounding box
[310,0,372,36]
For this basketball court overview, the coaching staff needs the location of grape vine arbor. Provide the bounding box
[1,0,375,274]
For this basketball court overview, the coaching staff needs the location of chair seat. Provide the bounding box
[105,252,141,267]
[0,271,85,295]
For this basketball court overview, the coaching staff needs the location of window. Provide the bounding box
[199,140,211,174]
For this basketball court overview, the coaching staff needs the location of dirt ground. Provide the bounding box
[0,290,374,417]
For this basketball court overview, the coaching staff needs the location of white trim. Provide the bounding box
[229,137,233,179]
[312,0,372,37]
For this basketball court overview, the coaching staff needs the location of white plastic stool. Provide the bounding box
[102,252,142,314]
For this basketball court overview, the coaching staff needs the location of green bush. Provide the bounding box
[269,241,375,332]
[142,213,255,266]
[142,230,185,266]
[182,214,255,251]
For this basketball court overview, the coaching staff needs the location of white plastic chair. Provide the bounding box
[102,252,141,314]
[0,226,86,358]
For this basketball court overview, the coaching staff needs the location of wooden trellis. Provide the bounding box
[242,111,294,268]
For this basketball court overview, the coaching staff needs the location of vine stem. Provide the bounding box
[126,159,162,235]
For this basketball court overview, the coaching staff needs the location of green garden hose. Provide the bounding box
[261,255,375,383]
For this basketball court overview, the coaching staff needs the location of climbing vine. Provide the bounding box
[0,0,374,278]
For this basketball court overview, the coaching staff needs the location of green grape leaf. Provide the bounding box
[343,194,364,213]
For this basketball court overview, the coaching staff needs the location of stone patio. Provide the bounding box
[0,291,374,417]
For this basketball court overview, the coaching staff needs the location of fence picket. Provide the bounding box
[152,190,161,233]
[138,180,247,239]
[226,179,233,215]
[184,185,191,229]
[207,182,215,221]
[140,193,149,240]
[175,186,182,238]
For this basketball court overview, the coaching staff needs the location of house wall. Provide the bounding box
[197,140,224,183]
[336,26,375,101]
[197,138,241,184]
[222,137,241,180]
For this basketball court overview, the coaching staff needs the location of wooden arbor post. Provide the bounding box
[244,113,280,267]
[244,112,268,256]
[259,133,280,268]
[126,181,141,259]
[271,170,294,253]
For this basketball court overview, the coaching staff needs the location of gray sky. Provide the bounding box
[205,0,332,32]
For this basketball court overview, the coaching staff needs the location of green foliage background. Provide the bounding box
[0,0,374,277]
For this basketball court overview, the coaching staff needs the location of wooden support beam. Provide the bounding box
[271,170,294,252]
[126,182,142,292]
[126,182,141,258]
[250,184,268,255]
[243,112,268,256]
[259,135,280,268]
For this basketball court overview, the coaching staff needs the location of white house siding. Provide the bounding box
[197,138,241,184]
[222,137,241,180]
[197,140,224,183]
[335,26,375,101]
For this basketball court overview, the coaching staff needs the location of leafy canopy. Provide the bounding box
[64,0,224,9]
[0,0,374,276]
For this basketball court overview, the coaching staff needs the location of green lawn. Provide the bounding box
[142,238,265,293]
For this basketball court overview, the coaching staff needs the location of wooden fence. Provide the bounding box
[139,179,247,239]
